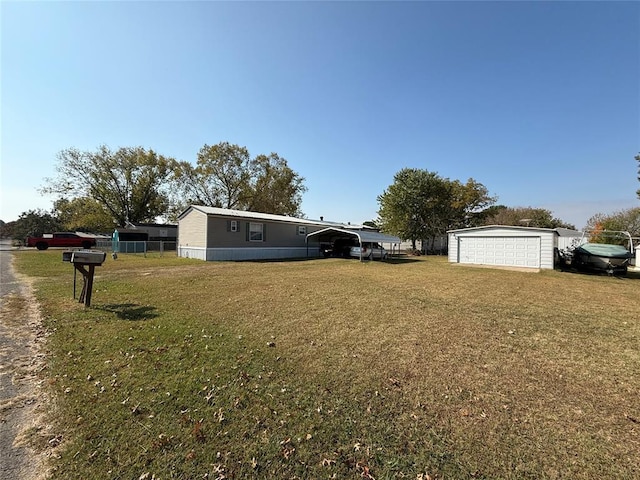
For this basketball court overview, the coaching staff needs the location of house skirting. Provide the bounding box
[178,246,321,261]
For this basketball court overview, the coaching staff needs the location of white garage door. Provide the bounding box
[458,236,541,268]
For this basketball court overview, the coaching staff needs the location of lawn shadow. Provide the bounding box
[384,256,423,264]
[95,303,159,321]
[559,267,640,280]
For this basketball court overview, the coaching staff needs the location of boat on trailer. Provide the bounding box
[568,230,635,275]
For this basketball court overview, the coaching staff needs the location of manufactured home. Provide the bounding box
[178,206,341,261]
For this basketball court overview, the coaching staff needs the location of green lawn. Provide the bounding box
[14,251,640,479]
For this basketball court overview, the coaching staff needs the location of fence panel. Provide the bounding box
[96,240,176,256]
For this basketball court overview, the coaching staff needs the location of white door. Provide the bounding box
[458,236,541,268]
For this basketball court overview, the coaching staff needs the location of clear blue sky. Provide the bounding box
[2,1,639,229]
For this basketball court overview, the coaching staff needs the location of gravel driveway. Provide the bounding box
[0,241,50,480]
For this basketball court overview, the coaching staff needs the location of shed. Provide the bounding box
[448,225,560,270]
[555,227,585,251]
[124,222,178,241]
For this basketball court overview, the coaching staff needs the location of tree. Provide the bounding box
[449,178,497,228]
[175,142,253,210]
[174,142,306,217]
[362,220,379,229]
[42,146,177,227]
[0,220,12,239]
[377,168,453,250]
[585,207,640,237]
[377,169,495,250]
[483,206,575,229]
[245,153,306,216]
[53,197,116,233]
[6,209,63,241]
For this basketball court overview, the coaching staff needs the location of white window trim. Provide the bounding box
[230,220,238,232]
[298,225,307,235]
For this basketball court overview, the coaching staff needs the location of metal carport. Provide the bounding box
[306,227,401,261]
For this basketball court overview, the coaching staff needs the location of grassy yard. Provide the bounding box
[13,251,640,479]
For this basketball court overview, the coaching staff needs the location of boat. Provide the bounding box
[572,242,633,275]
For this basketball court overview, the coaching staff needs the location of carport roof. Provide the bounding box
[306,227,401,244]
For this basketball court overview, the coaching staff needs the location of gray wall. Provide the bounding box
[206,216,324,248]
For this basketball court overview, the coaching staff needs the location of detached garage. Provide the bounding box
[448,225,559,270]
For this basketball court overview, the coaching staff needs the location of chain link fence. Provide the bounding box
[96,240,177,256]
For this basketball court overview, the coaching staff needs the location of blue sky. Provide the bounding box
[1,1,639,229]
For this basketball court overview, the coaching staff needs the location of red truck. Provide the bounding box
[26,232,96,250]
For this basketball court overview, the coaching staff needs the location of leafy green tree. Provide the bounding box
[42,146,177,227]
[0,220,13,239]
[6,209,63,241]
[377,169,495,250]
[475,205,508,224]
[246,153,306,216]
[174,142,306,217]
[483,206,575,229]
[175,142,253,210]
[377,169,452,250]
[449,178,497,228]
[53,197,116,233]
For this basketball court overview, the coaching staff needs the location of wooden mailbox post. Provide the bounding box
[63,250,107,307]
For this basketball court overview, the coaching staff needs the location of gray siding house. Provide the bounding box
[177,206,337,261]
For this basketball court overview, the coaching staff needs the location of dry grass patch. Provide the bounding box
[13,251,640,479]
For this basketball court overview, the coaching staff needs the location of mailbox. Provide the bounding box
[63,249,107,307]
[71,250,106,265]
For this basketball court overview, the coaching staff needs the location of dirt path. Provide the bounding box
[0,243,51,480]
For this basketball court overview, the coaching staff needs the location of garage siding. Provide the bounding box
[457,236,541,268]
[448,227,557,270]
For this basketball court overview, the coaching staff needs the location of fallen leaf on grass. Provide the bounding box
[193,419,205,442]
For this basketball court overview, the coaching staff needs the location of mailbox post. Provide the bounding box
[63,250,107,307]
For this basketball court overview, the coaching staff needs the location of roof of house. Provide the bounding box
[178,205,370,229]
[555,227,583,237]
[125,221,178,229]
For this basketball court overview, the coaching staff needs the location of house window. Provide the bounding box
[298,225,307,235]
[230,220,238,232]
[249,222,263,242]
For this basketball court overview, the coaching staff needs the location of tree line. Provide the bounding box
[1,146,638,243]
[1,142,306,239]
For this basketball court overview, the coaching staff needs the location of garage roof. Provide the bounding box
[306,227,401,244]
[447,225,560,235]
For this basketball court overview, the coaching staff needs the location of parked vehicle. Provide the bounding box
[572,243,633,275]
[558,229,635,275]
[349,242,387,260]
[327,238,357,258]
[26,232,96,250]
